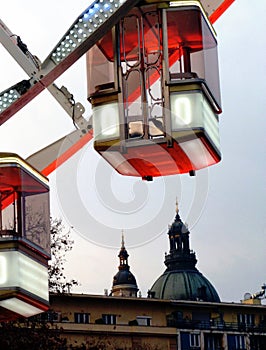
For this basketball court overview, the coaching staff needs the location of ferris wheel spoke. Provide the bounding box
[0,0,139,125]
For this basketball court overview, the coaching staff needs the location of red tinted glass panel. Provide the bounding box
[0,166,48,194]
[167,7,221,110]
[0,162,50,254]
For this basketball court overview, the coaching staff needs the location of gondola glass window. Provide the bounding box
[0,153,50,320]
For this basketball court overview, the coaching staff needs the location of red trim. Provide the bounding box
[97,137,221,178]
[209,0,235,24]
[17,293,49,312]
[41,130,93,177]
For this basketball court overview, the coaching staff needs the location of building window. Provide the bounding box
[74,312,90,324]
[102,314,116,325]
[206,336,215,350]
[205,335,222,350]
[136,316,152,326]
[250,335,266,349]
[190,333,200,348]
[36,311,61,322]
[238,313,255,326]
[49,311,61,322]
[235,335,246,350]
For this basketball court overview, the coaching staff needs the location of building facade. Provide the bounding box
[42,209,266,349]
[46,293,266,350]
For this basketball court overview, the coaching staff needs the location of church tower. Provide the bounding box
[149,203,220,302]
[111,233,138,297]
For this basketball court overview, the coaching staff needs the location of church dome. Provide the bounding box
[150,269,220,302]
[113,270,137,286]
[148,206,220,303]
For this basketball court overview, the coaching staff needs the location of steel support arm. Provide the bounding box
[0,0,140,125]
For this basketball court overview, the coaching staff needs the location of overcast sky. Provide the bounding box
[0,0,265,303]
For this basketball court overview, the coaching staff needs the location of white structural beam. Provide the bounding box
[0,19,40,76]
[0,0,140,125]
[0,19,91,131]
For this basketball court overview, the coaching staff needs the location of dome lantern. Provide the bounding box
[149,205,220,302]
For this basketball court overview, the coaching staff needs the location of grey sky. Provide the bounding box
[0,0,265,302]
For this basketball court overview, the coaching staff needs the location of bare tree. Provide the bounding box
[49,217,79,293]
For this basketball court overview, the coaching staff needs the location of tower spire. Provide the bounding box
[111,233,138,297]
[175,197,179,214]
[121,229,125,249]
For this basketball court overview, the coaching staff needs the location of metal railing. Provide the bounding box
[166,318,266,333]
